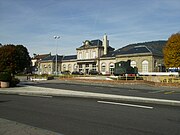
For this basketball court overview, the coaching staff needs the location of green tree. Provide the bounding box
[15,45,31,73]
[0,45,16,73]
[163,33,180,68]
[0,44,31,75]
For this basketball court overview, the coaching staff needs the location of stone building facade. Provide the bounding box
[37,35,166,75]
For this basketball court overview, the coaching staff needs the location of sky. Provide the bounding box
[0,0,180,57]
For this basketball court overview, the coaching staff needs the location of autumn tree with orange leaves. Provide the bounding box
[163,33,180,69]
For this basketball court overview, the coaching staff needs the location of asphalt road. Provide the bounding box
[0,94,180,135]
[24,80,180,101]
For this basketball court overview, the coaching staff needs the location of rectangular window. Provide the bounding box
[86,52,89,59]
[86,64,89,68]
[92,63,96,71]
[93,51,96,58]
[79,52,82,59]
[142,66,148,72]
[79,64,83,72]
[79,64,82,68]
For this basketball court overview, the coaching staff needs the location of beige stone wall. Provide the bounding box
[116,54,154,72]
[39,62,53,74]
[39,61,61,74]
[62,61,77,72]
[77,47,104,60]
[100,58,116,74]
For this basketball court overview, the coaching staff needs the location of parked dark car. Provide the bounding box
[61,70,71,75]
[89,70,99,75]
[72,71,84,75]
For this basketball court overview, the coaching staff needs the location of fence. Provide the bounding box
[59,74,180,83]
[141,76,180,83]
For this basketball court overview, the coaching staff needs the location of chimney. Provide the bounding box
[103,34,109,55]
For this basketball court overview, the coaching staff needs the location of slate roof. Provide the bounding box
[77,39,103,49]
[62,55,77,60]
[116,46,151,55]
[33,53,51,60]
[41,55,63,62]
[91,40,103,46]
[120,41,166,56]
[101,41,167,58]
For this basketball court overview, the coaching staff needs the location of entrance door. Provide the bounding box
[86,69,89,74]
[85,64,89,74]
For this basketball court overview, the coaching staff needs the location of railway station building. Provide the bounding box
[37,34,166,75]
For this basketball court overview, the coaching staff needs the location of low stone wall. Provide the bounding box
[142,76,180,83]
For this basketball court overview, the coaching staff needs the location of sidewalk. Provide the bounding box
[0,118,62,135]
[0,84,180,106]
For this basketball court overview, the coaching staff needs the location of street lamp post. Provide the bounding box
[54,36,60,75]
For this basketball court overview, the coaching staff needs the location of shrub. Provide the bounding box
[41,74,49,78]
[10,77,20,87]
[118,76,143,80]
[0,72,12,82]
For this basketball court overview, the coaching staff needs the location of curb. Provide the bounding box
[0,86,180,107]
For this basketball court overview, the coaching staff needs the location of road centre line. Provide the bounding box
[98,100,154,109]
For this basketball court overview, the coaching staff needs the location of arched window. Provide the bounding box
[101,63,106,72]
[73,64,77,71]
[68,64,72,71]
[63,64,66,71]
[142,60,148,72]
[109,63,114,74]
[131,61,136,68]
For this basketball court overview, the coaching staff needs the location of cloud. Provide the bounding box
[0,0,180,56]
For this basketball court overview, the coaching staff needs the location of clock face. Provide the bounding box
[85,41,89,45]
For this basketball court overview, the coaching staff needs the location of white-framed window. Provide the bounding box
[86,52,89,59]
[79,52,82,59]
[86,64,89,68]
[79,64,83,72]
[85,64,89,74]
[68,64,72,71]
[92,63,96,71]
[142,60,148,72]
[92,51,96,58]
[63,64,66,71]
[109,63,114,74]
[73,64,77,71]
[131,61,136,68]
[101,63,106,72]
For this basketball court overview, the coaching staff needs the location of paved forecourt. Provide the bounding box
[0,118,62,135]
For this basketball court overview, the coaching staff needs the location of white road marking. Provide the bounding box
[95,87,104,89]
[98,100,153,109]
[164,91,175,95]
[18,94,52,98]
[148,90,164,93]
